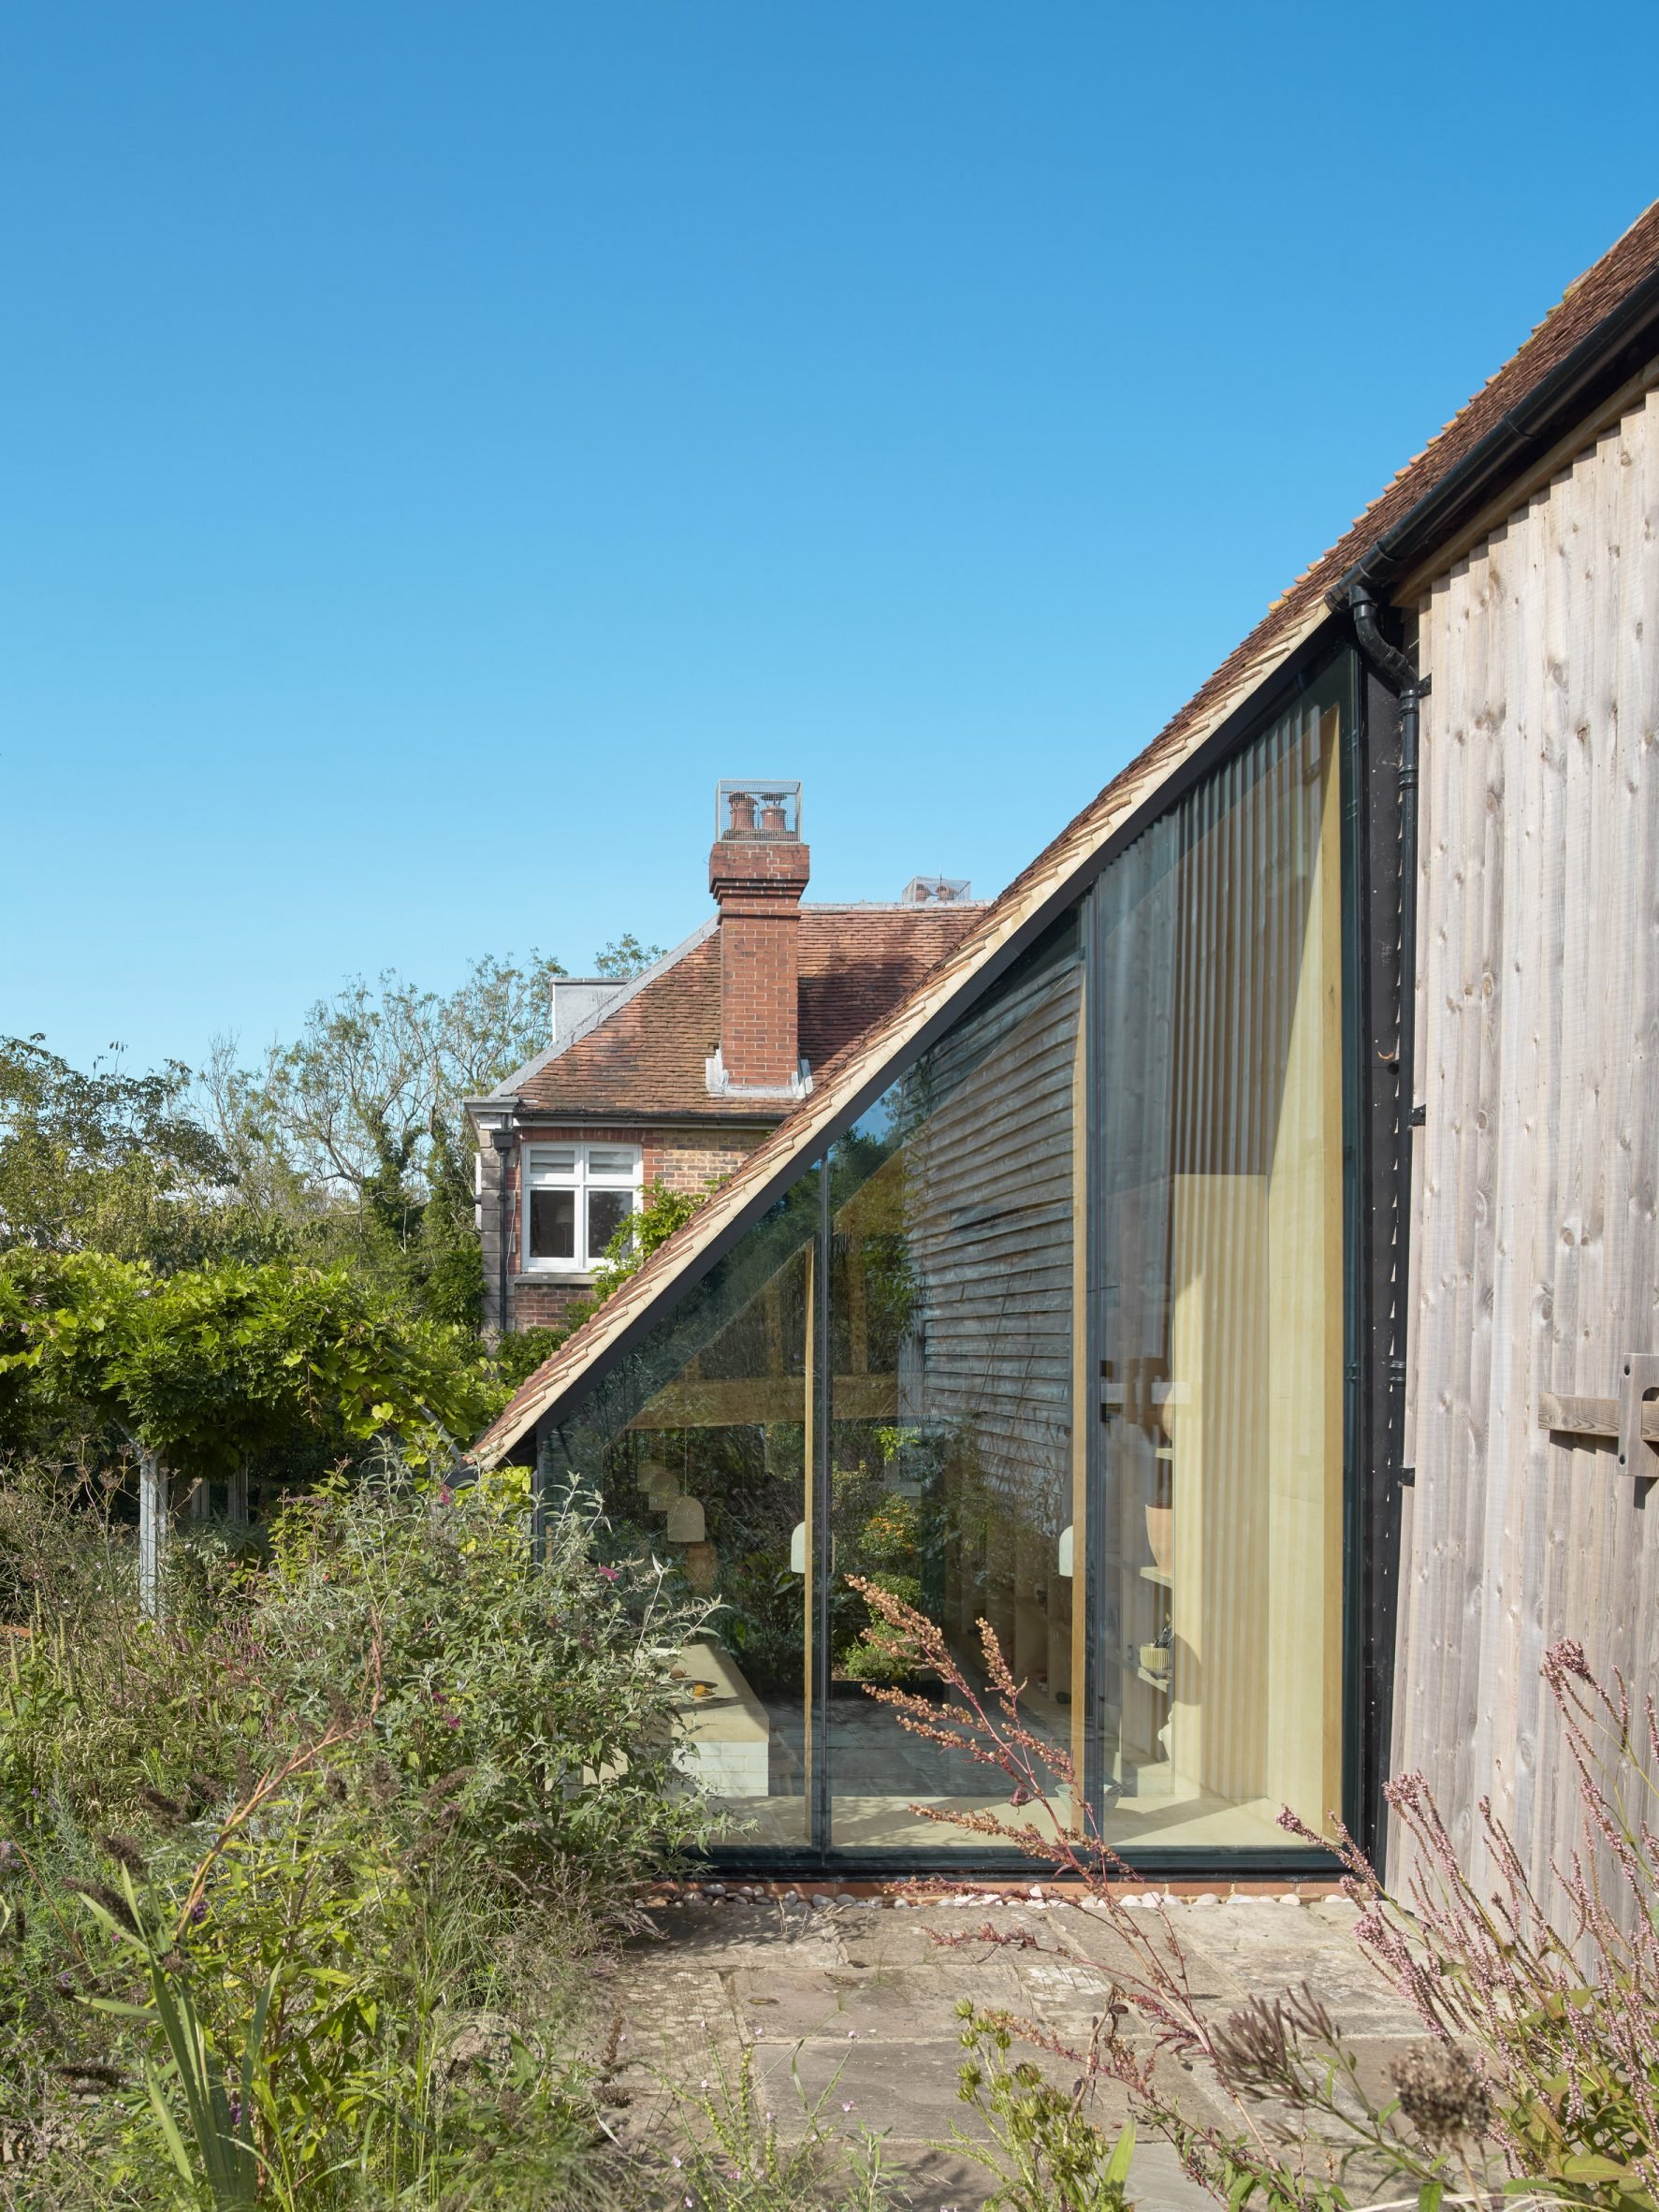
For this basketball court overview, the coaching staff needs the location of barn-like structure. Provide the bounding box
[477,205,1659,1896]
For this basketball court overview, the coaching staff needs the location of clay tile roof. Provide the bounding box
[512,905,981,1120]
[476,198,1659,1465]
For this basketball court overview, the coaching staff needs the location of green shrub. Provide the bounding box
[0,1453,726,2206]
[256,1463,720,1907]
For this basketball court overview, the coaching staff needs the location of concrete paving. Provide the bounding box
[597,1886,1427,2209]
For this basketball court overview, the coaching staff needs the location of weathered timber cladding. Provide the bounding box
[901,951,1083,1538]
[1398,386,1659,1908]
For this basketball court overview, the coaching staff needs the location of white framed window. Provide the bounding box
[523,1143,642,1273]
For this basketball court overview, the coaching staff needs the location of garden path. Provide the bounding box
[595,1885,1426,2210]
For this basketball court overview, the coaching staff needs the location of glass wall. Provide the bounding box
[542,656,1352,1863]
[546,1171,822,1846]
[824,917,1084,1849]
[1089,662,1348,1848]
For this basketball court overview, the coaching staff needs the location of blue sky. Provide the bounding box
[6,4,1657,1076]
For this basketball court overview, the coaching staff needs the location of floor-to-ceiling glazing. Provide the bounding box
[543,660,1352,1862]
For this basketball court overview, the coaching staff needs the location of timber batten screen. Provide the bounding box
[1085,661,1350,1850]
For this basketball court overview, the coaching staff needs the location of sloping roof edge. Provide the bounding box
[473,596,1329,1464]
[474,196,1659,1468]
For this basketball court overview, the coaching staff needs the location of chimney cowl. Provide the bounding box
[901,874,972,906]
[715,779,801,842]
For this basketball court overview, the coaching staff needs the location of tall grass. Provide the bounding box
[0,1453,717,2206]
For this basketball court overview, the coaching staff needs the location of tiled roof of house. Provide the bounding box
[476,197,1659,1464]
[509,905,980,1121]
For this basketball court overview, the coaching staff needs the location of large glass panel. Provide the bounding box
[1092,663,1347,1848]
[825,918,1084,1850]
[545,1171,821,1847]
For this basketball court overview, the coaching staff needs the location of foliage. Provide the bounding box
[0,1249,503,1477]
[0,1035,269,1273]
[857,1580,1659,2212]
[495,1325,567,1390]
[832,1483,936,1685]
[593,936,666,981]
[953,2003,1135,2212]
[205,953,567,1325]
[257,1464,721,1895]
[0,1456,724,2206]
[664,2041,904,2211]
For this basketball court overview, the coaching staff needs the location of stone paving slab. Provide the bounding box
[602,1890,1424,2211]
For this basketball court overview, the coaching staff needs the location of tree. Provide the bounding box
[0,1251,504,1615]
[593,934,666,980]
[208,953,566,1323]
[0,1036,258,1269]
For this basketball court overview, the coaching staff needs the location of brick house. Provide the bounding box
[465,780,979,1338]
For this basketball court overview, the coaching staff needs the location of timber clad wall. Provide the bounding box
[1397,386,1659,1900]
[903,950,1082,1535]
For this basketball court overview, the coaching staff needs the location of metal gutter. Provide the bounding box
[1329,260,1659,606]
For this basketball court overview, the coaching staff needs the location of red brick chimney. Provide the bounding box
[707,781,810,1096]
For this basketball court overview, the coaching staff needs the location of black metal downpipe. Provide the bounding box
[1346,583,1426,1867]
[489,1127,515,1343]
[1347,583,1423,1136]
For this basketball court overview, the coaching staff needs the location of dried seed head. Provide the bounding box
[139,1787,187,1824]
[63,1877,138,1933]
[1390,2043,1492,2145]
[99,1833,148,1875]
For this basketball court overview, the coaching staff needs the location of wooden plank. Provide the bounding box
[1537,1391,1659,1442]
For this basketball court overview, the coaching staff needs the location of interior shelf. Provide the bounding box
[1139,1564,1171,1589]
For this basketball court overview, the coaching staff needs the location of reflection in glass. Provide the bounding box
[1093,669,1346,1848]
[587,1187,633,1255]
[545,1173,820,1845]
[825,919,1084,1849]
[530,1188,575,1261]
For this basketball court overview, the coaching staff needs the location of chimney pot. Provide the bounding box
[728,790,757,835]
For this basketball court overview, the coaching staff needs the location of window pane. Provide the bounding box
[587,1147,635,1177]
[1092,670,1346,1849]
[545,1170,820,1848]
[827,916,1084,1852]
[587,1187,633,1260]
[528,1148,577,1182]
[529,1187,575,1260]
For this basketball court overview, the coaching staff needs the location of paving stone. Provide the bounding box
[605,1885,1421,2211]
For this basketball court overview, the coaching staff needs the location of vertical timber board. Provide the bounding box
[1399,389,1659,1926]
